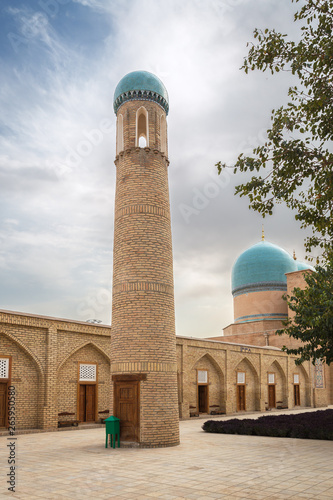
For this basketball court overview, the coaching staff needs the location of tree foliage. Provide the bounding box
[277,262,333,364]
[216,0,333,364]
[217,0,333,257]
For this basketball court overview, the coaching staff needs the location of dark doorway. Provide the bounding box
[114,381,140,442]
[198,385,208,413]
[0,383,7,427]
[237,385,246,411]
[79,384,96,422]
[294,384,301,406]
[268,385,276,408]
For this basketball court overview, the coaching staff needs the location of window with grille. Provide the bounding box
[294,374,300,384]
[79,364,96,382]
[268,373,275,384]
[0,358,9,379]
[237,372,245,384]
[197,370,208,384]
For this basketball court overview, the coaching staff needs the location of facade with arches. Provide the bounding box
[176,336,317,420]
[0,304,329,432]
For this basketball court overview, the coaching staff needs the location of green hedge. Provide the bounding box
[202,409,333,440]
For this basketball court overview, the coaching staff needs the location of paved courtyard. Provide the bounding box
[1,408,333,500]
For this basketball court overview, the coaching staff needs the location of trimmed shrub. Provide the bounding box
[202,409,333,440]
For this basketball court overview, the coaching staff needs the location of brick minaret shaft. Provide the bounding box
[111,98,180,447]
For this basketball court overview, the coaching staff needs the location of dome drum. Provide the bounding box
[114,89,169,115]
[232,281,287,297]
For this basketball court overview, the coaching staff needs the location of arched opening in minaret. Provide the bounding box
[160,114,167,154]
[136,106,149,147]
[139,136,147,147]
[116,113,124,153]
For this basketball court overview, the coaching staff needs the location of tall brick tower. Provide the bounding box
[111,71,179,447]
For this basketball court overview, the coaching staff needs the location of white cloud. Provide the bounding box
[0,0,310,332]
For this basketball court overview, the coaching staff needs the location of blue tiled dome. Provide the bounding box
[296,260,315,271]
[231,241,297,297]
[113,71,169,115]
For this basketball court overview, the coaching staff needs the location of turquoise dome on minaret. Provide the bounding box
[231,241,298,297]
[113,70,169,115]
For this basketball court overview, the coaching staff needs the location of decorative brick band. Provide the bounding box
[232,281,287,297]
[111,361,177,373]
[115,147,169,165]
[113,281,173,295]
[115,204,168,220]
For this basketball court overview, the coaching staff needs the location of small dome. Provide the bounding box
[232,241,297,296]
[296,260,315,271]
[113,70,169,115]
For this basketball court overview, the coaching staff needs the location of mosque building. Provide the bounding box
[0,71,331,444]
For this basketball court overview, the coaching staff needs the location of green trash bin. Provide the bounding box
[105,416,120,449]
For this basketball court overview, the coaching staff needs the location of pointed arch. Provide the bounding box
[268,359,287,382]
[57,341,110,374]
[191,352,224,378]
[235,356,259,382]
[136,106,149,147]
[297,362,310,384]
[0,330,44,379]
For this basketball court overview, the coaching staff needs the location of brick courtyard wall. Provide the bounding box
[176,337,314,417]
[0,310,110,430]
[0,308,326,432]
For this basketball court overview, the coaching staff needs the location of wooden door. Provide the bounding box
[198,385,208,413]
[268,385,276,408]
[114,381,139,442]
[0,383,7,427]
[237,385,246,411]
[79,384,96,422]
[294,385,300,406]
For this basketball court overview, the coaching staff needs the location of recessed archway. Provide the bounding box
[191,353,225,414]
[235,357,260,412]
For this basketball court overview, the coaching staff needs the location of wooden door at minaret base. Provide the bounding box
[114,381,139,442]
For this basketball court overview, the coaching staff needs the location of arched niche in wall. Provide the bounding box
[235,357,260,412]
[160,114,167,154]
[116,113,124,154]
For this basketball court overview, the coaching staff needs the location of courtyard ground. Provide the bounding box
[1,407,333,500]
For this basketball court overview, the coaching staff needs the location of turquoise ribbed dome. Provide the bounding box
[231,241,297,296]
[113,71,169,115]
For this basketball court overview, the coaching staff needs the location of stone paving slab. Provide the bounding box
[0,408,332,499]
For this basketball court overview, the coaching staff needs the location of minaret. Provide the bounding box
[110,71,179,447]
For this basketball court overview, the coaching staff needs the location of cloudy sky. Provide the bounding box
[0,0,312,337]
